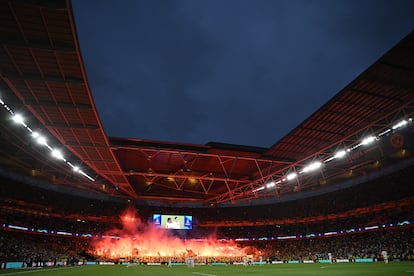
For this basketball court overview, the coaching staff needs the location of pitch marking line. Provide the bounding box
[192,272,218,276]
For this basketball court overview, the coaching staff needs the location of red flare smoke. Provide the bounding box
[90,208,254,259]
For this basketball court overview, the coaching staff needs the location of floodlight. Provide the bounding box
[392,119,408,130]
[253,186,265,193]
[12,114,25,125]
[286,172,297,181]
[378,128,391,137]
[266,181,276,188]
[2,97,98,182]
[79,170,95,181]
[334,150,347,159]
[36,136,47,146]
[51,149,64,160]
[302,161,322,173]
[360,136,376,145]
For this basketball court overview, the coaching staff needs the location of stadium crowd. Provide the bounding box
[1,227,413,266]
[0,231,88,266]
[253,228,414,261]
[1,164,414,266]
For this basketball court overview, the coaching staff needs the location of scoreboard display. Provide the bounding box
[153,214,192,230]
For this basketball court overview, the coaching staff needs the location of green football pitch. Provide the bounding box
[1,263,414,276]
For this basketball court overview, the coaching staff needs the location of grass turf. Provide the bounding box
[1,262,414,276]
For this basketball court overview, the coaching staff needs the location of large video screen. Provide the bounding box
[153,214,192,230]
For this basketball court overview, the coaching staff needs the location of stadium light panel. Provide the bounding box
[31,131,40,138]
[286,172,297,181]
[302,161,322,173]
[51,149,65,160]
[392,119,408,130]
[12,114,25,125]
[79,170,95,181]
[1,97,97,182]
[266,181,276,188]
[36,136,47,146]
[334,150,347,159]
[360,136,376,145]
[378,128,391,137]
[252,186,265,193]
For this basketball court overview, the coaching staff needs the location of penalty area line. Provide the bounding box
[192,272,218,276]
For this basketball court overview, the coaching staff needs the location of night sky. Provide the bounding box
[71,0,414,148]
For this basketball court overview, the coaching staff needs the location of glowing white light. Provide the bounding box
[360,136,376,145]
[266,181,276,188]
[51,149,64,160]
[334,150,347,159]
[378,128,391,137]
[302,161,322,173]
[253,186,265,193]
[392,120,408,130]
[32,131,40,138]
[286,172,297,181]
[1,97,97,182]
[79,170,95,181]
[36,136,47,146]
[12,114,25,125]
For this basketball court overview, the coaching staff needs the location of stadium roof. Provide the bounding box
[1,0,414,206]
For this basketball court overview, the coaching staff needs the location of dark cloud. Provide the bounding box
[72,0,414,147]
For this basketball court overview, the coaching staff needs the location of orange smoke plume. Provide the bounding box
[90,208,252,259]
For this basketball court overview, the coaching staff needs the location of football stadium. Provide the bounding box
[1,1,414,275]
